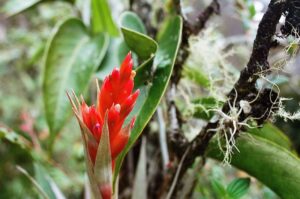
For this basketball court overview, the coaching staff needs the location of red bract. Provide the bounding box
[67,52,140,199]
[80,52,139,165]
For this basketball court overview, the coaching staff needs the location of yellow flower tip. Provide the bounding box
[130,70,136,80]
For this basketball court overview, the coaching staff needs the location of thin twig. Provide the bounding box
[165,147,190,199]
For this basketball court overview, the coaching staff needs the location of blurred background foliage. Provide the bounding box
[0,0,299,198]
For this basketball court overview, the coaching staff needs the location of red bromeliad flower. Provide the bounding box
[80,52,139,165]
[67,52,139,199]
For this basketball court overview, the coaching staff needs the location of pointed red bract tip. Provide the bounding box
[120,89,140,118]
[111,68,120,79]
[110,127,130,159]
[81,102,102,139]
[120,52,133,81]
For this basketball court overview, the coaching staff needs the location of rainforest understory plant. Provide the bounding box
[1,0,300,198]
[68,53,139,199]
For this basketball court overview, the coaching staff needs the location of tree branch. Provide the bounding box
[168,0,220,158]
[171,0,286,195]
[171,0,220,84]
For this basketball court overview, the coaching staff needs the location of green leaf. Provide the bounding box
[114,16,182,185]
[121,28,157,60]
[207,134,300,199]
[43,18,108,145]
[248,3,256,19]
[227,178,250,199]
[34,164,66,199]
[34,164,55,199]
[211,179,227,198]
[96,10,148,80]
[120,11,147,34]
[183,64,211,88]
[248,122,293,151]
[91,0,119,36]
[117,40,132,64]
[2,0,41,17]
[0,126,31,149]
[192,97,223,120]
[96,38,124,80]
[129,15,182,160]
[96,37,133,81]
[120,12,157,60]
[33,163,67,199]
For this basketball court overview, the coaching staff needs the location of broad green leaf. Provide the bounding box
[248,122,293,151]
[43,18,108,145]
[120,12,157,60]
[114,16,183,185]
[132,138,147,199]
[0,126,31,149]
[121,28,157,60]
[226,178,250,199]
[2,0,41,17]
[97,11,148,80]
[120,11,147,34]
[91,0,119,36]
[207,134,300,199]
